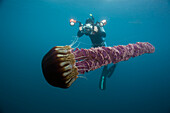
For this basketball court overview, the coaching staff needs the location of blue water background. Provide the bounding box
[0,0,170,113]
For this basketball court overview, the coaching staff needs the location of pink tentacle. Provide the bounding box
[73,42,155,74]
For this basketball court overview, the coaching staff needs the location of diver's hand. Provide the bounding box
[94,26,98,32]
[79,26,83,31]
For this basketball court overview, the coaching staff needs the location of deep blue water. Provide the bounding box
[0,0,170,113]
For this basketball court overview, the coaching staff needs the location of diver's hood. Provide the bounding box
[86,18,94,24]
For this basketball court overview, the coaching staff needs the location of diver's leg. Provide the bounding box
[107,64,117,78]
[99,65,108,90]
[98,41,109,90]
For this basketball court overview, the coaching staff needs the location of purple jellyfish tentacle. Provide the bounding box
[72,42,155,74]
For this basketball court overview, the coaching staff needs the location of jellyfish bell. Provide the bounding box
[42,46,79,88]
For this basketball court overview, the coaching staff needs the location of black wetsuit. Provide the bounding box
[77,25,106,47]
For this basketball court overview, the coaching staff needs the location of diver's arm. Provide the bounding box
[77,25,84,37]
[77,30,84,37]
[93,26,106,37]
[99,27,106,37]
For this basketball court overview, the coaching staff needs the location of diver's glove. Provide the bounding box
[91,26,98,35]
[94,26,98,32]
[79,26,83,31]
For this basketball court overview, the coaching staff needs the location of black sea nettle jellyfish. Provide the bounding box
[42,42,155,88]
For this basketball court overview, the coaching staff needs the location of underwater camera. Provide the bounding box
[82,23,93,35]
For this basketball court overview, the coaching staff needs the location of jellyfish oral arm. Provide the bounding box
[73,42,155,74]
[42,42,155,88]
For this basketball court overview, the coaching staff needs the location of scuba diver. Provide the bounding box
[70,14,117,90]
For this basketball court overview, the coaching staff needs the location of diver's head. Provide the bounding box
[83,23,93,35]
[83,17,94,35]
[85,18,94,24]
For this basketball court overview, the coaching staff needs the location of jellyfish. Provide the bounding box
[42,42,155,88]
